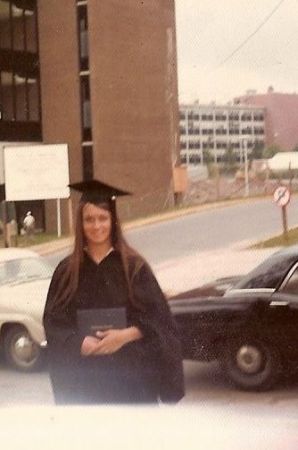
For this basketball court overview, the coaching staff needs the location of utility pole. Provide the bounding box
[1,200,8,248]
[243,139,249,197]
[185,109,190,166]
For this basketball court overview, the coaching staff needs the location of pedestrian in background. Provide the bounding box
[43,179,184,405]
[23,211,35,241]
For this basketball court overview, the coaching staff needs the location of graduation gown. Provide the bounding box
[43,250,184,405]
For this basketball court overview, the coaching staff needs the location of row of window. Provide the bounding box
[180,154,238,164]
[180,112,264,122]
[180,127,265,135]
[180,141,263,150]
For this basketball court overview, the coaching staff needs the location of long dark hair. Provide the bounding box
[50,200,144,310]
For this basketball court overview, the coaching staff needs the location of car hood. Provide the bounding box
[0,278,51,322]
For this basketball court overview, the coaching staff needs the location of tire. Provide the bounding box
[220,336,282,391]
[3,325,44,372]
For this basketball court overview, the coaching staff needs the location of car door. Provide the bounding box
[268,262,298,363]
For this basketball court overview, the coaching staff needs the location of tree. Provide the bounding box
[223,145,237,172]
[263,144,281,159]
[250,141,264,160]
[202,148,213,165]
[291,144,298,152]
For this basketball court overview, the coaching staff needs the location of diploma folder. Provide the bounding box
[77,307,127,337]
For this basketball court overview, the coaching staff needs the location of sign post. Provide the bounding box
[273,185,291,241]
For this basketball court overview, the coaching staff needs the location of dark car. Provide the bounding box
[169,275,242,299]
[170,245,298,391]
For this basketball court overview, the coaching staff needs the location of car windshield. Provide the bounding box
[232,252,298,290]
[0,257,54,286]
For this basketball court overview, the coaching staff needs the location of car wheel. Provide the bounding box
[220,337,282,391]
[3,325,43,372]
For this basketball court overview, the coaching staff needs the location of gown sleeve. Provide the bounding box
[43,260,84,362]
[130,262,185,403]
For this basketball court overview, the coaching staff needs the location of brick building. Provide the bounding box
[0,0,180,232]
[234,87,298,152]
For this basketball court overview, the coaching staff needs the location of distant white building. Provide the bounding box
[268,152,298,171]
[179,103,266,165]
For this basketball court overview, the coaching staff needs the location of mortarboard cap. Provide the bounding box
[68,179,131,204]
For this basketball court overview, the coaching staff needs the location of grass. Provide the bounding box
[0,232,68,249]
[251,227,298,249]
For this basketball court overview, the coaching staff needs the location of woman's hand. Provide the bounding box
[94,326,143,355]
[80,336,101,356]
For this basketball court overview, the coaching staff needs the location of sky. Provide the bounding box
[175,0,298,105]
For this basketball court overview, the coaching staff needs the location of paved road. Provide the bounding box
[47,197,298,269]
[1,355,298,409]
[125,196,298,264]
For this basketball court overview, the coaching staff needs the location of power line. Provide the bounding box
[215,0,287,69]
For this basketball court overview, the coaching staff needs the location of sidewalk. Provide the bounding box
[153,243,277,297]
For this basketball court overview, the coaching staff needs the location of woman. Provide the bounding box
[43,179,184,405]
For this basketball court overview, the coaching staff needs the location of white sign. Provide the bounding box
[4,144,70,201]
[273,186,290,207]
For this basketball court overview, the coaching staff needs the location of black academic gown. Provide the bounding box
[43,250,184,405]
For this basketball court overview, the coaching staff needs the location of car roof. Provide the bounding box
[0,248,40,263]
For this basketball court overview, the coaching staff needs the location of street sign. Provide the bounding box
[273,185,290,207]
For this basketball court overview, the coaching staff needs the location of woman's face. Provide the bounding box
[82,203,112,247]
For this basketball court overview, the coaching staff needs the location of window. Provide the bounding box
[82,144,93,180]
[77,4,89,71]
[189,154,200,164]
[241,114,252,121]
[0,0,11,50]
[0,71,14,120]
[201,114,213,121]
[281,267,298,294]
[215,128,227,135]
[202,141,213,149]
[229,114,239,121]
[253,114,264,121]
[202,129,213,135]
[216,142,227,149]
[79,61,92,138]
[0,71,40,122]
[229,128,239,135]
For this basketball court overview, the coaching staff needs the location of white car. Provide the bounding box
[0,248,53,371]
